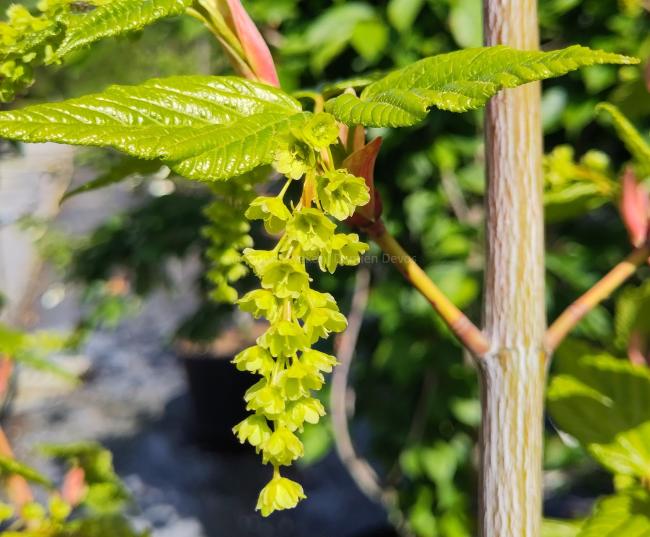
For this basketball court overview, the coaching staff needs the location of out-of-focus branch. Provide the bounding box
[368,223,490,357]
[330,268,411,535]
[545,245,650,354]
[440,170,471,224]
[331,268,381,499]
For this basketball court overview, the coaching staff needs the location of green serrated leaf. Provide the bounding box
[578,490,650,537]
[548,352,650,479]
[325,46,638,127]
[0,76,304,181]
[0,455,52,487]
[53,0,191,60]
[597,103,650,179]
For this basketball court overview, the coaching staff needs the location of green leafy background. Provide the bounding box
[0,0,649,535]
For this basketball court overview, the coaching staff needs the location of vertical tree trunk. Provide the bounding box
[480,1,547,536]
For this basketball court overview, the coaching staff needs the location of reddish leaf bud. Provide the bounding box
[620,166,649,248]
[344,137,384,233]
[224,0,279,87]
[61,467,86,507]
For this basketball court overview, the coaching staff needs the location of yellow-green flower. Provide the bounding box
[238,289,280,320]
[286,208,336,258]
[243,248,277,277]
[258,320,308,358]
[262,427,304,465]
[299,112,340,150]
[280,397,326,431]
[233,414,272,449]
[279,360,324,400]
[245,196,292,234]
[273,137,314,180]
[260,260,310,299]
[245,380,285,416]
[300,349,339,374]
[256,474,306,517]
[232,345,274,375]
[317,170,370,221]
[318,233,368,273]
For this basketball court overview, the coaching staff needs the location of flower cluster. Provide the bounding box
[0,3,58,101]
[0,1,85,102]
[203,171,262,303]
[0,1,108,101]
[232,112,370,516]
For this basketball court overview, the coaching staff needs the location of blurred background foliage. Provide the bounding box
[1,0,649,536]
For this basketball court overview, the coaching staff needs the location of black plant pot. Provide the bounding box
[354,527,400,537]
[176,324,265,452]
[180,351,253,452]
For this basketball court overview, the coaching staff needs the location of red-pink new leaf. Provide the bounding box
[226,0,279,87]
[621,166,649,247]
[344,137,383,228]
[61,467,86,507]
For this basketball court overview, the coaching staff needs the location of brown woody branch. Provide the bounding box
[545,245,650,354]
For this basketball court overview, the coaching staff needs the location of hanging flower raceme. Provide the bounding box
[203,173,261,303]
[233,112,370,516]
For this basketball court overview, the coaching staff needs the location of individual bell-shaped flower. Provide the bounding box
[233,414,272,450]
[279,360,324,400]
[245,196,292,234]
[238,289,280,320]
[232,345,274,375]
[301,291,347,344]
[245,379,285,416]
[261,427,304,466]
[256,473,306,517]
[317,170,370,221]
[286,208,336,258]
[318,233,368,273]
[280,397,326,432]
[258,320,307,358]
[259,260,310,299]
[300,349,339,375]
[304,312,347,344]
[299,112,340,151]
[273,136,314,180]
[243,248,277,277]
